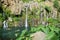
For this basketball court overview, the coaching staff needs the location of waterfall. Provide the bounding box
[3,12,8,30]
[25,4,28,30]
[25,14,28,30]
[3,20,8,30]
[40,5,43,24]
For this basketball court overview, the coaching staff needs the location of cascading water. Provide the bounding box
[40,5,43,24]
[25,10,28,30]
[25,4,28,30]
[3,13,8,30]
[3,20,8,30]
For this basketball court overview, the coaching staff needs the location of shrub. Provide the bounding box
[45,6,51,13]
[0,7,3,13]
[22,0,30,2]
[53,0,59,8]
[0,13,3,21]
[54,0,60,12]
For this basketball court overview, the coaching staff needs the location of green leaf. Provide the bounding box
[46,31,55,40]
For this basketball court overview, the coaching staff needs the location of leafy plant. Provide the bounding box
[16,29,27,40]
[54,0,60,12]
[22,0,30,2]
[2,5,11,17]
[0,14,3,21]
[53,0,59,9]
[34,0,45,3]
[45,6,51,13]
[0,6,3,13]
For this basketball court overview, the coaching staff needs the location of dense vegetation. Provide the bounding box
[0,0,60,40]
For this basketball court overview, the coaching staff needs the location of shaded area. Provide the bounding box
[0,27,26,40]
[0,6,3,13]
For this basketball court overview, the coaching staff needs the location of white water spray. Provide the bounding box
[25,4,28,30]
[3,20,8,30]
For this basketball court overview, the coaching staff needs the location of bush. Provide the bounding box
[0,14,3,21]
[54,0,60,12]
[45,6,51,13]
[0,7,3,13]
[22,0,30,2]
[34,0,45,3]
[53,0,59,8]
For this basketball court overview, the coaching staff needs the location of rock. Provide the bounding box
[31,31,46,40]
[8,17,12,21]
[0,0,23,15]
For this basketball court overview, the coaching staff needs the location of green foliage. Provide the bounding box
[48,18,58,23]
[0,6,3,13]
[13,17,20,21]
[22,0,45,5]
[46,25,59,40]
[57,6,60,12]
[16,30,26,40]
[4,8,11,17]
[53,0,60,12]
[16,22,59,40]
[34,0,45,3]
[16,18,59,40]
[2,5,11,17]
[45,6,51,13]
[1,5,11,21]
[22,0,31,2]
[53,0,59,8]
[0,0,60,40]
[0,13,3,21]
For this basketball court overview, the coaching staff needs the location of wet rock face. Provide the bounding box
[0,0,40,15]
[0,0,23,15]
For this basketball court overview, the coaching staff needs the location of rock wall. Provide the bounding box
[0,0,59,27]
[0,0,24,15]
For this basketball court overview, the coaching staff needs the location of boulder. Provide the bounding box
[31,31,46,40]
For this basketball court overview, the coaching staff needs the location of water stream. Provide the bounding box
[25,4,28,30]
[3,20,8,30]
[3,13,8,30]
